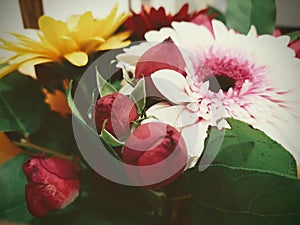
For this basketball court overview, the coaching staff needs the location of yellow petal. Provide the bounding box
[66,15,80,31]
[81,36,105,53]
[0,64,20,78]
[0,132,23,165]
[64,51,88,66]
[11,53,43,64]
[76,12,95,39]
[58,36,79,54]
[97,31,131,51]
[94,4,119,37]
[18,58,53,78]
[38,16,69,50]
[107,12,129,37]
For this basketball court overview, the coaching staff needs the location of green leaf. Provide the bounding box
[225,0,252,34]
[0,154,33,223]
[66,80,86,125]
[96,66,117,97]
[207,5,225,23]
[32,183,158,225]
[0,72,48,136]
[100,120,124,148]
[185,165,300,225]
[225,0,276,34]
[130,78,146,114]
[204,119,297,177]
[30,111,79,155]
[251,0,276,34]
[287,31,300,42]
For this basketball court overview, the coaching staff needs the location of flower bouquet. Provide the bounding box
[1,1,300,225]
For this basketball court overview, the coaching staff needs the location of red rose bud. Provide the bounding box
[135,37,186,79]
[95,92,139,140]
[22,156,80,217]
[289,38,300,58]
[122,122,187,188]
[191,9,214,34]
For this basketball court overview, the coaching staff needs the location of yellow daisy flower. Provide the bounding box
[0,4,131,78]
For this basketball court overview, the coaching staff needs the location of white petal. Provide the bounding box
[116,42,156,67]
[181,121,210,168]
[146,102,199,129]
[171,21,214,51]
[145,27,177,42]
[247,25,258,38]
[146,102,182,128]
[151,69,192,103]
[212,20,229,39]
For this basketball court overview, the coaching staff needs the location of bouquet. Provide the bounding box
[1,1,300,225]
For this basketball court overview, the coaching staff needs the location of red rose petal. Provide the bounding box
[122,123,187,188]
[95,92,139,139]
[25,183,50,217]
[135,37,186,79]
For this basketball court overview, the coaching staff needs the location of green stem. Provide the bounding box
[13,141,73,161]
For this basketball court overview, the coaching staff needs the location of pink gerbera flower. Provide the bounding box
[117,20,300,168]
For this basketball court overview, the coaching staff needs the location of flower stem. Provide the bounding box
[13,141,73,160]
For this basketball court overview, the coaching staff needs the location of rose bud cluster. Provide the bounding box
[95,92,139,140]
[22,156,80,217]
[122,122,187,188]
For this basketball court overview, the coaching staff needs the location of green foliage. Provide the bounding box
[100,120,124,148]
[225,0,276,34]
[207,5,225,23]
[130,78,146,115]
[185,165,300,225]
[287,31,300,42]
[30,111,79,155]
[206,119,297,177]
[186,119,299,224]
[0,154,33,223]
[96,66,117,97]
[0,72,49,136]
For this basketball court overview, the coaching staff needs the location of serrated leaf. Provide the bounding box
[202,119,297,177]
[130,78,146,114]
[225,0,276,34]
[287,31,300,42]
[96,66,117,97]
[0,154,34,223]
[0,72,48,136]
[185,165,300,225]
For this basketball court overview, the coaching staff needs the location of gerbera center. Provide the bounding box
[202,55,253,92]
[203,75,236,92]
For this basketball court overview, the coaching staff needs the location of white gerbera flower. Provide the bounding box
[117,20,300,168]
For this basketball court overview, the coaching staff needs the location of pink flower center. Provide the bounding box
[192,54,254,93]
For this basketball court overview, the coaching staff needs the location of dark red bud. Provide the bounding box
[95,92,139,140]
[23,156,80,217]
[122,122,187,188]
